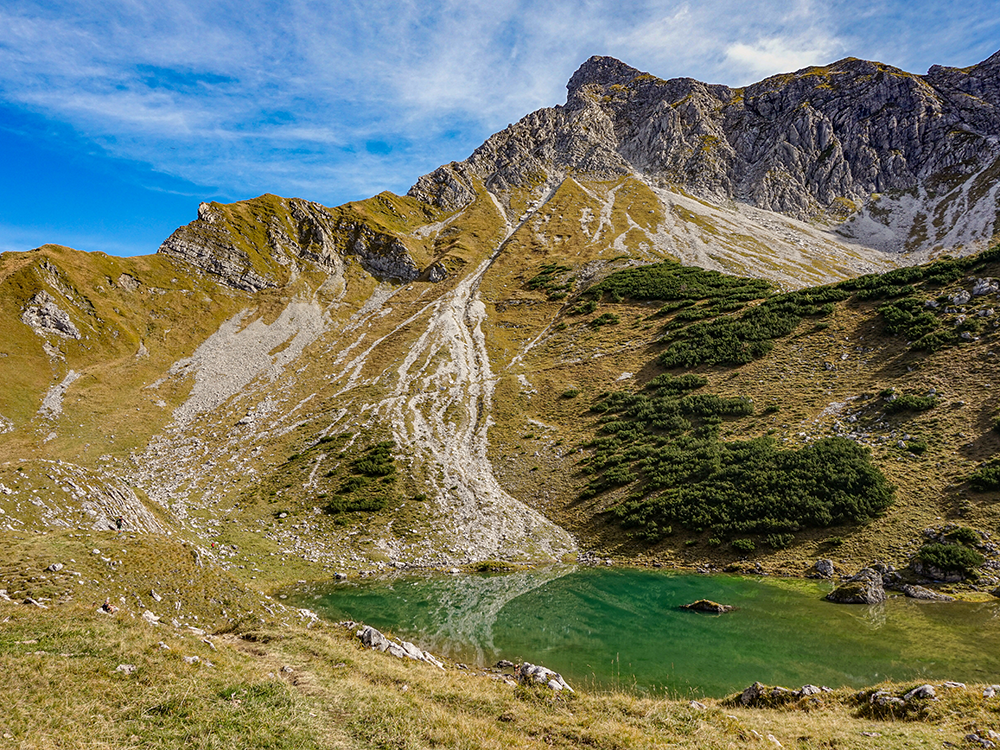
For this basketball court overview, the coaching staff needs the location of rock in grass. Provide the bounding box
[357,624,444,669]
[825,568,886,604]
[517,662,573,692]
[902,684,936,701]
[681,599,734,613]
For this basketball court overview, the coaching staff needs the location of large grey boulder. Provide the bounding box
[825,568,886,604]
[21,291,80,339]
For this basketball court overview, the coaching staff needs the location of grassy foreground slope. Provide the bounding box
[3,535,1000,749]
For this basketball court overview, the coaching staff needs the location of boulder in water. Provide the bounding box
[825,568,886,604]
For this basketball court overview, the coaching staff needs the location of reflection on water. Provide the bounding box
[290,567,1000,697]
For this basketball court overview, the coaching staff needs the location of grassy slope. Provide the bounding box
[486,241,1000,583]
[3,541,999,749]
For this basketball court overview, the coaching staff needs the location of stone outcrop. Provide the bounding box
[738,682,831,707]
[158,195,426,291]
[356,624,444,669]
[825,567,887,604]
[900,584,955,601]
[20,291,80,339]
[813,559,835,578]
[517,662,573,692]
[409,50,1000,255]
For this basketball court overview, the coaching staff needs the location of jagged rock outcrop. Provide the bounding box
[159,195,423,290]
[20,291,81,339]
[410,51,1000,254]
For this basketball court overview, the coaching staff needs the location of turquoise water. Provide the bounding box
[290,567,1000,697]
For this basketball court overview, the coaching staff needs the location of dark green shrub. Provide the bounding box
[949,527,980,546]
[561,389,581,398]
[592,312,620,327]
[969,462,1000,491]
[645,373,707,394]
[732,538,755,553]
[916,543,984,575]
[885,394,937,413]
[586,261,772,304]
[905,439,928,454]
[766,533,795,549]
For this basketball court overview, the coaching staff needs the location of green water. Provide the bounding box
[291,567,1000,697]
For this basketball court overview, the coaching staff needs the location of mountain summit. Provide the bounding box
[412,50,1000,260]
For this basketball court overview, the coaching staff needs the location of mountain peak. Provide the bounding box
[566,55,649,96]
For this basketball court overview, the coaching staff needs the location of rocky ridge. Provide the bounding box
[412,51,1000,259]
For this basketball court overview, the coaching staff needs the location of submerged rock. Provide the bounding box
[900,584,955,601]
[681,599,734,613]
[825,568,886,604]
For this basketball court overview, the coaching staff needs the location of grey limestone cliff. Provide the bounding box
[410,51,1000,254]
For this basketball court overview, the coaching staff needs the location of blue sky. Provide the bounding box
[1,0,998,257]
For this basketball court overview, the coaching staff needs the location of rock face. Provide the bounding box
[410,50,1000,255]
[20,291,80,339]
[159,195,426,291]
[681,599,734,613]
[825,568,887,604]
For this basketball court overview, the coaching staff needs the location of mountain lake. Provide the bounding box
[288,567,1000,697]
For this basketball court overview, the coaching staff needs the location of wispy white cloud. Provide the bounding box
[725,34,844,82]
